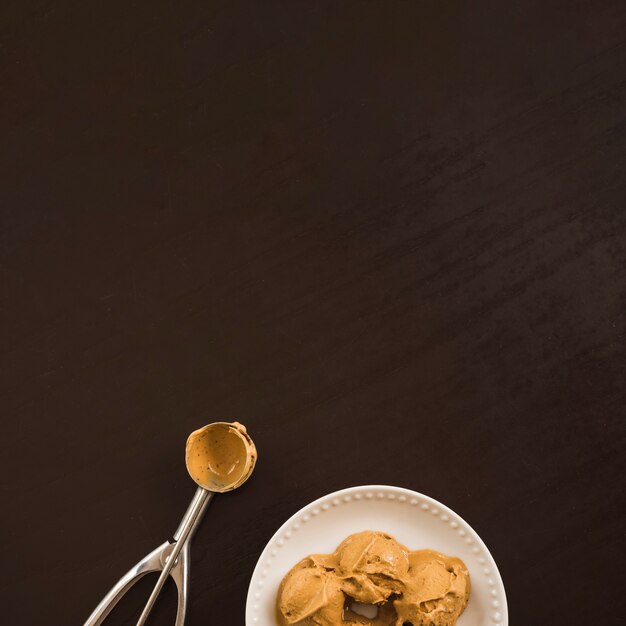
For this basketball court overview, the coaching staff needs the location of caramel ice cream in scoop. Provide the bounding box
[185,421,256,492]
[277,531,470,626]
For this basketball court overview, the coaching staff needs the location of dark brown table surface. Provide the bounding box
[2,2,625,625]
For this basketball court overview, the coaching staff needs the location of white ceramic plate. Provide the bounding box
[246,485,507,626]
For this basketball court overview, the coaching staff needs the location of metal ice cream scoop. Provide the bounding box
[83,421,257,626]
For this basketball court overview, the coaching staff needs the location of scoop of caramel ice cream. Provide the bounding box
[185,421,256,492]
[393,550,470,626]
[335,532,409,604]
[276,531,470,626]
[277,557,344,625]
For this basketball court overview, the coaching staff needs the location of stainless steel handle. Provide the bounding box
[136,488,213,626]
[83,486,213,626]
[83,541,173,626]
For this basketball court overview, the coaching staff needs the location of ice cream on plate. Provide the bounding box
[277,531,470,626]
[277,556,344,625]
[393,549,470,625]
[334,532,409,605]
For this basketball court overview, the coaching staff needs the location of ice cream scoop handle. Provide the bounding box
[135,488,213,626]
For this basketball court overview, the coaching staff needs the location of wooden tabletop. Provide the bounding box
[2,2,625,625]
